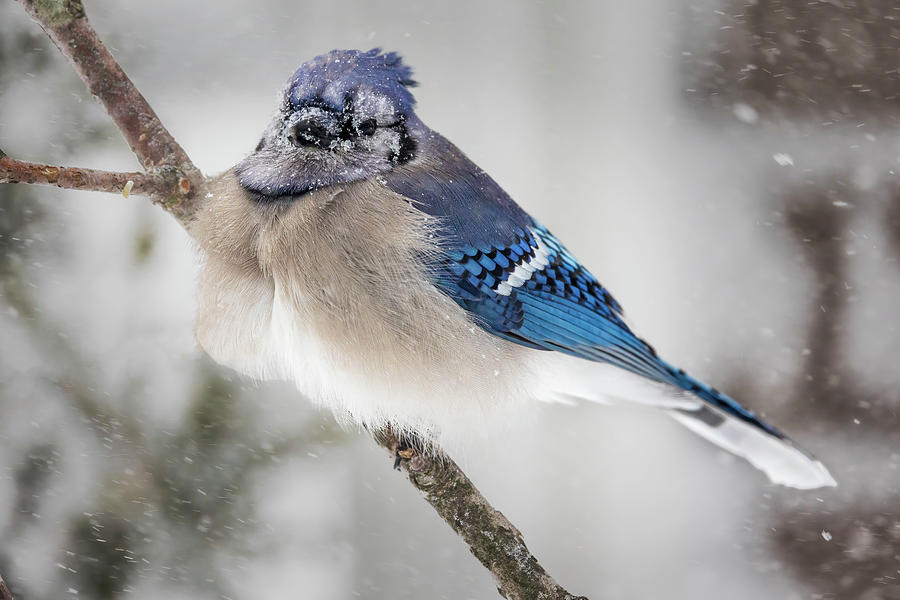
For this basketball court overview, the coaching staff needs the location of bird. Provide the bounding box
[191,48,835,490]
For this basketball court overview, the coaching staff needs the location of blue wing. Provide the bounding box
[385,134,782,439]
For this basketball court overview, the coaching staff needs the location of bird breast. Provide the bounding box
[191,171,540,440]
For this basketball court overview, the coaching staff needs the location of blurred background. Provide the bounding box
[1,1,898,598]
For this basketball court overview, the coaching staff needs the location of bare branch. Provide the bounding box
[0,572,14,600]
[0,154,169,198]
[377,429,588,600]
[16,0,190,171]
[14,0,205,221]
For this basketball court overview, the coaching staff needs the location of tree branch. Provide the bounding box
[15,0,204,222]
[0,573,14,600]
[377,429,587,600]
[0,154,169,198]
[3,2,589,598]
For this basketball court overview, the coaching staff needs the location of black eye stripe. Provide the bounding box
[389,119,416,164]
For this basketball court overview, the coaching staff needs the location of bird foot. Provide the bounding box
[393,436,418,470]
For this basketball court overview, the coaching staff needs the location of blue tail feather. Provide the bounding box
[658,359,786,440]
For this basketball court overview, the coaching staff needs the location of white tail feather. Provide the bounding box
[669,406,837,490]
[540,356,701,410]
[540,354,836,489]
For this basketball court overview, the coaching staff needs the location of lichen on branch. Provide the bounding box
[29,0,84,26]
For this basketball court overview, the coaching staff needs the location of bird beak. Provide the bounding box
[286,107,339,148]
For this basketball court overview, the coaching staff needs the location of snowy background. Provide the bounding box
[1,1,899,599]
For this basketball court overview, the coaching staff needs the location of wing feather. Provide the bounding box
[382,132,835,488]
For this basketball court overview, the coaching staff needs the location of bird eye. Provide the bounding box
[356,118,377,136]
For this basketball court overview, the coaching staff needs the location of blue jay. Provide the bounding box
[192,49,835,489]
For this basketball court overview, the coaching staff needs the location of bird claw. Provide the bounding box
[393,438,417,470]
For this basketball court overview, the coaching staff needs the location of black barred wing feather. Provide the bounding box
[385,134,781,438]
[439,223,675,386]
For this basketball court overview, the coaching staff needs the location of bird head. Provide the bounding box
[235,49,420,198]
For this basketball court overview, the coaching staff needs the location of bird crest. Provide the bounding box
[286,48,418,115]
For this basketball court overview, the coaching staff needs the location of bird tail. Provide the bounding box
[663,363,836,490]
